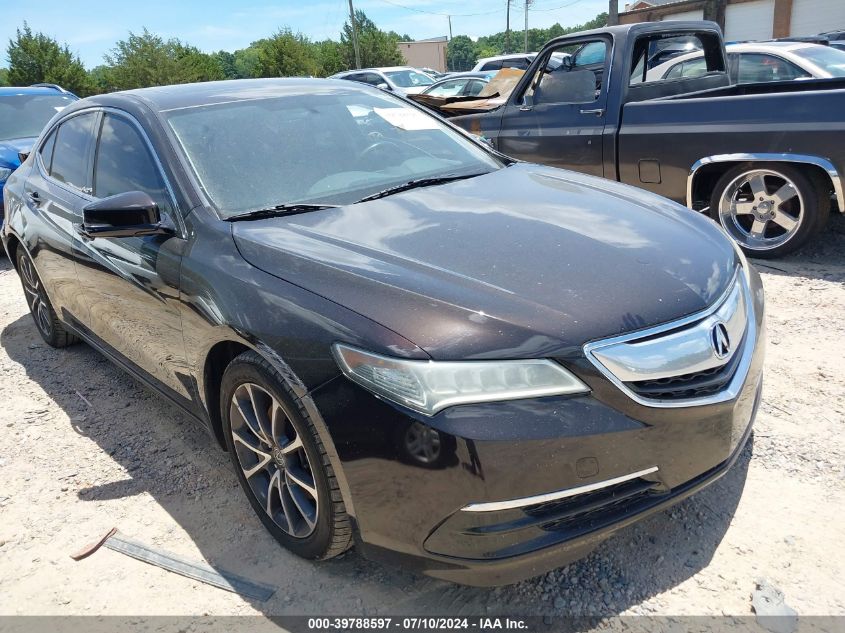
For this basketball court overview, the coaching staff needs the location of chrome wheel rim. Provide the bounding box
[718,169,804,252]
[19,256,52,337]
[404,422,441,464]
[229,383,318,538]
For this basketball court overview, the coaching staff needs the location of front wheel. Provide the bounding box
[221,351,352,560]
[709,163,829,258]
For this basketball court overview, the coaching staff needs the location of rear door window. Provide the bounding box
[50,112,97,192]
[736,53,811,83]
[39,128,57,174]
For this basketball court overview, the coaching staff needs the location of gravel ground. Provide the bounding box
[0,215,843,619]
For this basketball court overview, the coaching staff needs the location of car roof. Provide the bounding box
[437,72,491,79]
[0,86,74,97]
[727,41,819,52]
[77,78,380,113]
[475,53,534,64]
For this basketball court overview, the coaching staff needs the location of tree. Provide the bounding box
[6,23,94,95]
[103,29,223,90]
[234,46,261,78]
[314,39,346,77]
[254,29,319,77]
[0,68,9,86]
[213,50,238,79]
[446,35,476,72]
[340,10,404,69]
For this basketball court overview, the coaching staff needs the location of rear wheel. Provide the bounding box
[221,351,352,559]
[709,163,829,258]
[16,249,79,348]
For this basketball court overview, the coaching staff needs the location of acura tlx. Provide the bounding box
[2,79,764,585]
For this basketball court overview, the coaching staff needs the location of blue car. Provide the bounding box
[1,85,78,217]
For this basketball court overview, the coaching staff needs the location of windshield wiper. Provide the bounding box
[355,173,487,203]
[225,203,338,222]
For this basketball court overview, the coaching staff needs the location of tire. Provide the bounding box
[220,351,352,560]
[709,162,830,259]
[15,249,79,348]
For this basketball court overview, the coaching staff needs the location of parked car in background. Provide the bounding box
[421,72,491,98]
[451,21,845,258]
[0,85,77,218]
[3,77,763,586]
[471,53,536,72]
[419,67,447,79]
[329,66,435,94]
[645,41,845,83]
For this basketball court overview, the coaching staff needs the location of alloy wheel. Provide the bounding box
[18,255,53,338]
[229,382,319,538]
[718,169,804,252]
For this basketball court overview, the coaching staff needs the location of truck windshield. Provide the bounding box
[793,45,845,77]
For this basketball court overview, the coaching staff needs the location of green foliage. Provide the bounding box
[448,12,609,71]
[213,50,238,79]
[446,35,476,73]
[3,11,608,93]
[103,29,224,91]
[6,22,94,95]
[340,10,405,69]
[254,29,319,77]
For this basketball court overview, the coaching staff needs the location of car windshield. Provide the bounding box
[0,93,75,142]
[384,70,434,87]
[166,89,502,216]
[793,45,845,76]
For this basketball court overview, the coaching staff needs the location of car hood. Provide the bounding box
[0,137,35,171]
[232,164,738,360]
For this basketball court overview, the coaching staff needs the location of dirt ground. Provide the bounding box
[0,216,843,620]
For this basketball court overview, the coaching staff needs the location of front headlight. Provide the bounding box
[0,168,12,182]
[332,343,589,415]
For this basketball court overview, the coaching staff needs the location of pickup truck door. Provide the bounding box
[496,37,610,177]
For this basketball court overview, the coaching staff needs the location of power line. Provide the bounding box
[528,0,585,11]
[375,0,506,17]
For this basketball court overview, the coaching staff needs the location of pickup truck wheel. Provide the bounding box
[710,163,829,258]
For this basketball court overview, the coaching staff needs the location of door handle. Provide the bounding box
[580,108,605,117]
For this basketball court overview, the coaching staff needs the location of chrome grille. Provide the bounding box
[583,270,755,407]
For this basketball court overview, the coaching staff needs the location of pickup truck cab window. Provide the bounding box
[629,34,725,85]
[523,38,609,106]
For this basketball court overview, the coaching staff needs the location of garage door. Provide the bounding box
[790,0,845,36]
[662,9,705,21]
[724,0,775,41]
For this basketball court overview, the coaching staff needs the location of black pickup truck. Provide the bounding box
[449,21,845,258]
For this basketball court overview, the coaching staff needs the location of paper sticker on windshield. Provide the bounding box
[374,107,437,131]
[54,106,67,113]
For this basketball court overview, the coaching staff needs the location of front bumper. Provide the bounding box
[309,269,765,586]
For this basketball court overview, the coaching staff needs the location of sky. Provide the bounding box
[0,0,612,68]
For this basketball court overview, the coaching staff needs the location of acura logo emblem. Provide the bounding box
[711,323,730,359]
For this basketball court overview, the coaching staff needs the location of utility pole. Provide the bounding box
[608,0,619,26]
[524,0,532,53]
[448,15,452,40]
[348,0,361,69]
[505,0,511,54]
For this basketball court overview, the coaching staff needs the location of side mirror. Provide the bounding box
[377,82,391,91]
[79,191,172,239]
